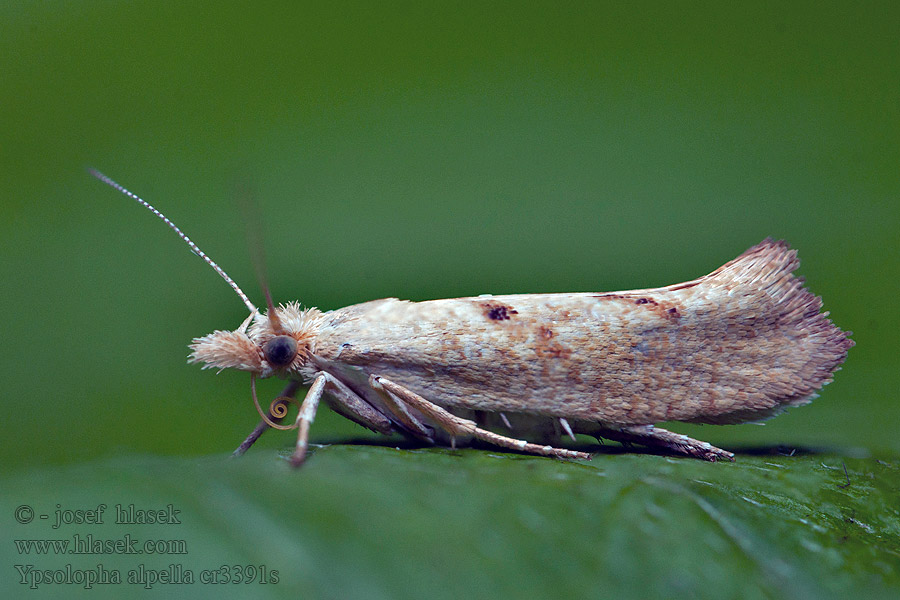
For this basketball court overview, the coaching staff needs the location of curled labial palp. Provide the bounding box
[251,374,301,430]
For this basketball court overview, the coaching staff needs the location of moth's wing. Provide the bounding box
[310,239,852,426]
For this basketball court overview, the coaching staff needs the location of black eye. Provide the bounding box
[262,336,298,367]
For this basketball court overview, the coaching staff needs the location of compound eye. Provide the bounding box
[262,335,298,367]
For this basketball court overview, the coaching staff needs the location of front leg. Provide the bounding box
[369,375,591,461]
[232,380,301,457]
[234,373,395,467]
[290,372,395,467]
[288,374,327,467]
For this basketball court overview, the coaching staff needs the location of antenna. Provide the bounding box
[89,169,258,314]
[235,180,285,334]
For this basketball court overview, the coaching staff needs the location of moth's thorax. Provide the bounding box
[188,302,324,377]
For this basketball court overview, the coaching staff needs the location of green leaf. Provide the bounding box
[2,447,898,599]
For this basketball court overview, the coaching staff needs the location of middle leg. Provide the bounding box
[369,375,590,461]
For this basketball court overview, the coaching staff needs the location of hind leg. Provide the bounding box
[591,425,734,462]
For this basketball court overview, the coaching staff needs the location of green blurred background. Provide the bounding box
[2,2,899,598]
[4,1,897,469]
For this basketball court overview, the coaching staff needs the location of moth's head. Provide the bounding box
[189,302,323,378]
[89,170,322,380]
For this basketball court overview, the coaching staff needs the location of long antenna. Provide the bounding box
[235,180,285,334]
[89,169,258,314]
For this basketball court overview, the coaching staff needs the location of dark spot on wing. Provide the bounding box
[488,306,508,320]
[533,325,570,363]
[481,302,518,321]
[594,293,682,321]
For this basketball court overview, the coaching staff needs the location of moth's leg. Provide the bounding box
[289,374,327,467]
[369,379,435,442]
[232,380,301,457]
[234,372,394,466]
[318,372,395,436]
[370,375,591,461]
[593,425,735,462]
[558,417,577,442]
[291,372,396,467]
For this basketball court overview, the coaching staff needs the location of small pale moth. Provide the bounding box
[92,170,853,465]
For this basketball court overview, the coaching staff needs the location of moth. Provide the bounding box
[93,170,853,465]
